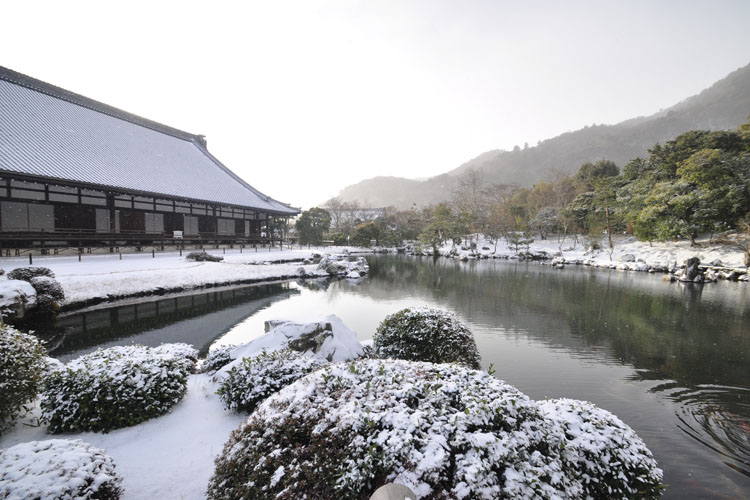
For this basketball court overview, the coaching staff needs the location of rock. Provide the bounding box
[0,280,37,320]
[347,271,361,279]
[216,315,365,380]
[296,266,306,277]
[710,259,723,267]
[685,257,701,281]
[619,254,636,262]
[370,484,417,500]
[662,274,676,282]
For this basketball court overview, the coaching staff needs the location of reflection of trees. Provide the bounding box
[360,256,750,390]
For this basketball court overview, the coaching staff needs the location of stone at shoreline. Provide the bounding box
[684,257,701,281]
[619,254,636,262]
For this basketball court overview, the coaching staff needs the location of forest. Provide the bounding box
[296,120,750,261]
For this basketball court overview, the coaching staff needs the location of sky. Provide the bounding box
[2,0,750,210]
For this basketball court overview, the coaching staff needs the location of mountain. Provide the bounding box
[333,62,750,209]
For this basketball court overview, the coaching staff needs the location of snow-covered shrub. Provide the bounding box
[216,349,328,412]
[208,359,576,500]
[0,439,123,500]
[186,251,223,262]
[6,266,54,282]
[0,325,48,433]
[152,342,199,372]
[208,360,663,500]
[41,344,196,433]
[29,275,65,302]
[538,398,663,499]
[374,307,481,369]
[200,344,238,374]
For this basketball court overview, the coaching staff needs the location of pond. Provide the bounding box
[41,254,750,499]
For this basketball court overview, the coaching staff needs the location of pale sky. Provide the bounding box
[2,0,750,209]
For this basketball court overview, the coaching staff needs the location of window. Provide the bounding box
[81,189,106,206]
[155,199,174,212]
[184,215,199,235]
[145,213,164,234]
[96,209,110,233]
[134,196,154,211]
[217,218,234,235]
[49,185,78,203]
[115,195,132,208]
[1,201,54,231]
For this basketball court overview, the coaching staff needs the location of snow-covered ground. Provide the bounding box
[403,234,748,273]
[0,246,366,307]
[1,374,245,500]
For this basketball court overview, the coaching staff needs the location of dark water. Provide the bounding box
[42,255,750,499]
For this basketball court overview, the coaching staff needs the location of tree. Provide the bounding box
[419,204,456,253]
[352,221,380,247]
[295,208,331,246]
[529,207,560,240]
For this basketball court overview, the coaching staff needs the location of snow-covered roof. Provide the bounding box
[0,67,298,215]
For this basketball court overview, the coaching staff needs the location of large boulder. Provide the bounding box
[214,315,365,380]
[0,280,36,320]
[682,257,702,282]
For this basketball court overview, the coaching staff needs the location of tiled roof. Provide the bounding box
[0,67,298,215]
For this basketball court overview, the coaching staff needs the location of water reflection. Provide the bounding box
[42,283,297,362]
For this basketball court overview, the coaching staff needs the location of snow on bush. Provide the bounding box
[186,251,223,262]
[374,307,481,369]
[208,360,663,500]
[216,349,328,412]
[215,315,364,380]
[29,275,65,302]
[41,343,197,433]
[6,266,55,282]
[538,398,664,499]
[0,325,48,433]
[0,439,123,500]
[200,344,238,374]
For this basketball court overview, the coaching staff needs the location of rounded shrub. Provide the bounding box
[0,438,123,500]
[374,307,481,368]
[41,343,197,433]
[6,266,54,282]
[208,360,663,500]
[29,276,65,302]
[538,398,664,499]
[216,349,328,413]
[0,325,48,433]
[209,360,574,500]
[200,344,238,375]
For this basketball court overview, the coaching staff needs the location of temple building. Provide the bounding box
[0,66,298,254]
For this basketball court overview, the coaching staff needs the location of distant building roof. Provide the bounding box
[0,66,298,215]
